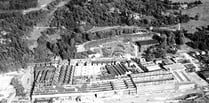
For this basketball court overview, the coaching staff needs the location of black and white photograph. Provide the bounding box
[0,0,209,103]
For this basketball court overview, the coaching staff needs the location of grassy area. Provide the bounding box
[182,2,209,33]
[172,0,209,33]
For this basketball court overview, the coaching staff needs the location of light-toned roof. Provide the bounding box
[0,75,13,90]
[146,65,162,71]
[164,63,185,71]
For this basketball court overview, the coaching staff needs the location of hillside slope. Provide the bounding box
[0,0,201,72]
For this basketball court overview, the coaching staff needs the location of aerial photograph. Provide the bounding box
[1,0,209,103]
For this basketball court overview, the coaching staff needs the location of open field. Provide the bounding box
[170,0,209,33]
[181,1,209,33]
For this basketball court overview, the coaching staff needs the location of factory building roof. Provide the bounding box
[146,65,162,71]
[163,63,186,71]
[135,39,159,46]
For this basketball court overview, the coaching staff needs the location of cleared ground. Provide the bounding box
[90,41,135,58]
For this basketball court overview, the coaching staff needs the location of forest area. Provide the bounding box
[0,0,38,10]
[47,0,199,59]
[186,26,209,51]
[0,0,54,72]
[0,0,202,72]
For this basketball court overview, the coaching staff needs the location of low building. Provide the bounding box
[146,65,162,71]
[163,63,186,71]
[163,59,175,65]
[180,4,188,9]
[163,63,192,83]
[178,83,196,91]
[135,39,159,52]
[31,59,138,102]
[131,70,175,94]
[140,61,162,72]
[184,63,196,72]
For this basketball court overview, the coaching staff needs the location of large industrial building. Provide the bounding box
[30,52,208,103]
[32,59,137,102]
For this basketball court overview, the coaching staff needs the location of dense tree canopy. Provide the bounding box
[186,26,209,50]
[50,0,192,31]
[0,0,38,10]
[0,9,49,72]
[0,0,202,72]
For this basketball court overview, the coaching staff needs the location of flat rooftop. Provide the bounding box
[32,56,205,99]
[164,63,186,71]
[32,59,137,97]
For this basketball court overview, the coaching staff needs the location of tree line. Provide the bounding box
[0,0,38,10]
[186,26,209,50]
[0,0,202,72]
[0,9,48,72]
[50,0,195,31]
[143,29,186,61]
